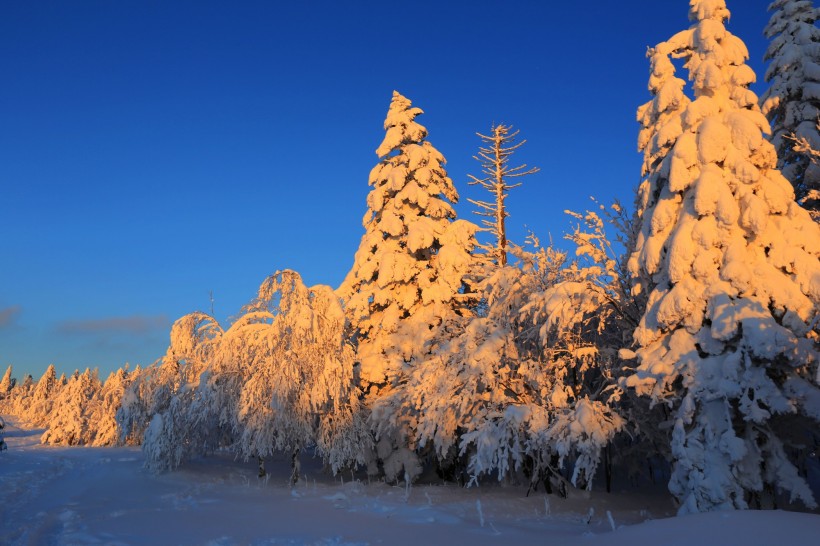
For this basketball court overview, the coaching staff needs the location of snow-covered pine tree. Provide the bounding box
[625,0,820,514]
[340,91,477,388]
[26,364,59,427]
[0,365,12,397]
[339,91,477,481]
[467,124,539,266]
[761,0,820,217]
[8,374,35,416]
[91,366,131,446]
[41,368,103,445]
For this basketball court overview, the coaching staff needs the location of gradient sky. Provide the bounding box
[1,0,774,380]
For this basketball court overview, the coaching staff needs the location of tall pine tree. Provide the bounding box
[626,0,820,513]
[761,0,820,216]
[340,91,476,387]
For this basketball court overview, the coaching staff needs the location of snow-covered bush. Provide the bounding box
[231,271,371,480]
[375,220,629,491]
[139,311,230,472]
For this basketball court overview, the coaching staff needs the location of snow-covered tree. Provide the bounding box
[8,374,35,416]
[374,218,630,491]
[625,0,820,514]
[231,271,370,481]
[140,271,369,479]
[26,364,59,427]
[467,124,539,266]
[90,366,132,446]
[41,368,102,446]
[140,312,226,471]
[339,91,478,388]
[761,0,820,216]
[0,365,12,397]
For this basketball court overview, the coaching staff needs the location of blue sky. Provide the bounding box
[0,0,773,380]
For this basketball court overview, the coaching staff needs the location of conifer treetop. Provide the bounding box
[376,91,428,158]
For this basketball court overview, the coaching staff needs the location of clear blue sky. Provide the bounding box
[0,0,773,380]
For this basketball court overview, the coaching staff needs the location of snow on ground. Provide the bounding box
[1,420,818,545]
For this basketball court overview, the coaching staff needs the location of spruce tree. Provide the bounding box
[761,0,820,216]
[626,0,820,513]
[91,366,132,446]
[41,368,102,445]
[340,91,477,386]
[0,365,12,398]
[27,364,58,426]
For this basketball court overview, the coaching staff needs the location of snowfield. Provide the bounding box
[1,421,817,545]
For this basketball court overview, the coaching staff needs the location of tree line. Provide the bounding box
[1,0,819,516]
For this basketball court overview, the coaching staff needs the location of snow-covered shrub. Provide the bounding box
[375,220,630,491]
[140,311,229,472]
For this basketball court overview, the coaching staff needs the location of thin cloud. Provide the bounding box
[56,315,169,335]
[0,305,21,328]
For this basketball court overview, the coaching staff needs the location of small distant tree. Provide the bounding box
[91,366,132,446]
[0,365,12,397]
[467,124,539,266]
[41,368,102,446]
[9,374,35,416]
[761,0,820,216]
[26,364,59,426]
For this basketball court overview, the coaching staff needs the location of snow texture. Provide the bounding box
[761,0,820,215]
[0,425,818,545]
